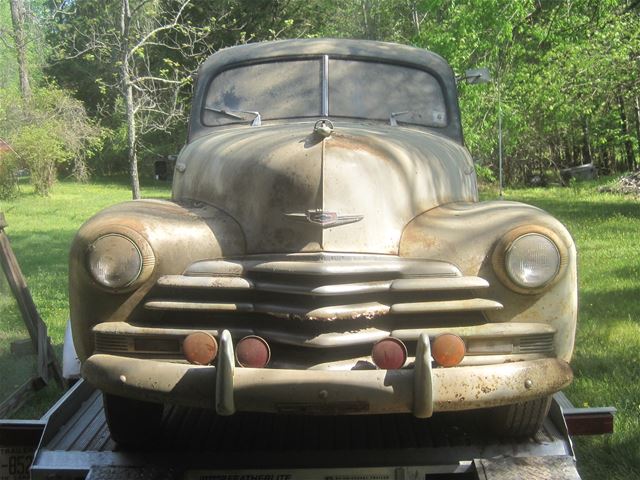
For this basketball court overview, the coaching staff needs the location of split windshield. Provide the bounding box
[203,58,447,128]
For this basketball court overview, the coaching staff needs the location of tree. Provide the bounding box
[9,0,31,102]
[53,0,214,199]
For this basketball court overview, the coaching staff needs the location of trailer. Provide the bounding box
[0,379,614,480]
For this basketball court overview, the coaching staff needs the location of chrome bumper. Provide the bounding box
[82,332,573,417]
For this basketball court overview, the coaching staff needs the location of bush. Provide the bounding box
[0,86,101,196]
[8,123,72,195]
[475,163,497,184]
[0,153,19,199]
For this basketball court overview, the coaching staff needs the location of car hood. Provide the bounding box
[172,122,477,254]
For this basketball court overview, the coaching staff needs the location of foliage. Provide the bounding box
[410,0,640,182]
[0,86,102,196]
[9,123,69,195]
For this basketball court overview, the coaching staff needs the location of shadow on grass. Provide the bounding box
[6,229,78,276]
[511,196,640,223]
[579,285,640,323]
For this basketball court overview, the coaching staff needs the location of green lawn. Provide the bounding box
[0,177,171,416]
[498,184,640,480]
[0,177,638,478]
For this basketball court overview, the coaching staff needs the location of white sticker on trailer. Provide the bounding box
[0,446,33,480]
[185,464,471,480]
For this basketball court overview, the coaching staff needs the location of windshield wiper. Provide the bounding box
[389,111,413,126]
[204,106,262,126]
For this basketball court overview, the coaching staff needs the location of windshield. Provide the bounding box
[203,60,322,126]
[203,58,447,128]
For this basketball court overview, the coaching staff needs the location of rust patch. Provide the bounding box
[327,132,390,159]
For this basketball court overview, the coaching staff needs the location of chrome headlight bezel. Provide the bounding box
[85,226,155,291]
[492,225,567,295]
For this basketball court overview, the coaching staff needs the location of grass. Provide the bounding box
[0,176,170,416]
[0,176,638,478]
[493,182,640,480]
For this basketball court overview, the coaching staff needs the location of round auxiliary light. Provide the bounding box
[183,332,218,365]
[431,333,465,367]
[88,234,142,289]
[236,336,271,368]
[506,233,560,289]
[371,338,407,370]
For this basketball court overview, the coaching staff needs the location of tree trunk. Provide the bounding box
[9,0,32,103]
[121,0,141,200]
[617,92,636,171]
[635,96,640,170]
[581,118,592,165]
[125,82,140,200]
[564,142,572,167]
[410,1,421,37]
[599,145,610,174]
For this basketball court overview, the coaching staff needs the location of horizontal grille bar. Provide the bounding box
[155,275,489,296]
[185,253,461,278]
[144,298,502,320]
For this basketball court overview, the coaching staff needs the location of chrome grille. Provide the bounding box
[515,333,555,354]
[95,334,131,353]
[95,332,181,356]
[143,253,502,322]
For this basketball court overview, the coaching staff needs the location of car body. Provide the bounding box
[70,39,576,443]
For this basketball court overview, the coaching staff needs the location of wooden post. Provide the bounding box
[0,213,63,391]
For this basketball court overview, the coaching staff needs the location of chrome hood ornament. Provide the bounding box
[285,209,363,228]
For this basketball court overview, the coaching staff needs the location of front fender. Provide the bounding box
[69,199,245,360]
[400,201,577,362]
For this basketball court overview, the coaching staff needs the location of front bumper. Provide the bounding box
[82,332,573,417]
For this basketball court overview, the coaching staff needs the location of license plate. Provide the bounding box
[0,446,33,480]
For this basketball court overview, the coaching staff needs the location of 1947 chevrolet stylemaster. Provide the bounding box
[70,39,576,446]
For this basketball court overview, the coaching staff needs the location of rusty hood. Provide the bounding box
[172,122,477,254]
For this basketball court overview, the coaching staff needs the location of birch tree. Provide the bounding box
[9,0,32,102]
[55,0,213,199]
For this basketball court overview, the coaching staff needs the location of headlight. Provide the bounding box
[88,234,143,289]
[505,233,560,288]
[493,226,567,294]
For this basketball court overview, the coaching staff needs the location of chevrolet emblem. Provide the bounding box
[284,209,364,228]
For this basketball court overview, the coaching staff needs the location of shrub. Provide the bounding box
[475,163,497,184]
[8,123,72,196]
[0,86,101,196]
[0,152,19,199]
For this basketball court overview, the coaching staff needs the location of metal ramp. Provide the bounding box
[26,379,584,479]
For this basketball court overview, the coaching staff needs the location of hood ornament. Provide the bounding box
[314,119,334,138]
[285,209,363,228]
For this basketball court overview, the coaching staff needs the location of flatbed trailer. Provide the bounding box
[0,380,614,480]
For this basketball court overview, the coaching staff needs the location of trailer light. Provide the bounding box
[236,336,270,368]
[431,333,465,367]
[183,332,218,365]
[371,337,407,370]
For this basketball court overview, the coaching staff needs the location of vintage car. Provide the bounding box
[70,39,576,446]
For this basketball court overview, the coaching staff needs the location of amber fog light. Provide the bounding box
[236,336,270,368]
[183,332,218,365]
[371,338,407,370]
[432,333,465,367]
